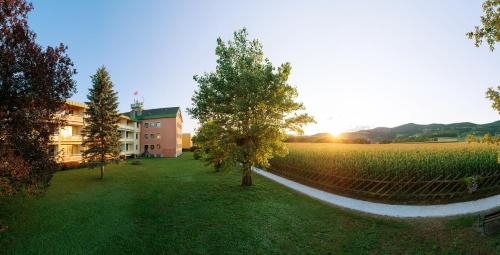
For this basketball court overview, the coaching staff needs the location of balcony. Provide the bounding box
[51,135,83,144]
[120,137,136,142]
[118,124,138,131]
[120,150,139,156]
[66,114,84,126]
[58,154,82,163]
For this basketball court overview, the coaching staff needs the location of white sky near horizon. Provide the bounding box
[30,0,500,135]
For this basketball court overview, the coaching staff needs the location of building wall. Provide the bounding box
[50,102,85,163]
[140,112,182,157]
[50,102,182,162]
[182,133,192,149]
[117,116,140,157]
[175,113,182,156]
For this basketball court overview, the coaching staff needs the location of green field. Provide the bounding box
[1,153,500,254]
[271,143,500,178]
[269,143,500,203]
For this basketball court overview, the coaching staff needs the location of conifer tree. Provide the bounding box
[82,67,120,179]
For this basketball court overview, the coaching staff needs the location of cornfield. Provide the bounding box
[268,143,500,203]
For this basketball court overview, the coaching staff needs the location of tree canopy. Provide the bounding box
[467,0,500,51]
[189,28,314,186]
[81,67,120,179]
[0,0,76,195]
[469,1,500,122]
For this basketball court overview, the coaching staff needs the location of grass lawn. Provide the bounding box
[1,153,500,254]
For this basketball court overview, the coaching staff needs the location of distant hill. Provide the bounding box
[287,133,339,143]
[340,121,500,143]
[288,121,500,144]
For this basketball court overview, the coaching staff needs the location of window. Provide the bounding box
[144,123,149,128]
[136,144,138,150]
[137,122,140,128]
[151,145,155,150]
[155,122,161,127]
[156,134,161,139]
[157,144,161,149]
[144,145,149,151]
[136,133,138,139]
[145,134,149,139]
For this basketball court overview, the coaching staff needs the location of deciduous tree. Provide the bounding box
[189,28,314,186]
[192,121,234,171]
[466,133,477,144]
[469,1,500,122]
[0,0,76,195]
[467,0,500,51]
[81,67,120,179]
[482,133,494,144]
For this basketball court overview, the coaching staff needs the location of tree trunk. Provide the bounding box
[241,166,252,186]
[100,164,104,179]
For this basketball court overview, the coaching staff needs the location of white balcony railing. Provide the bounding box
[118,124,138,131]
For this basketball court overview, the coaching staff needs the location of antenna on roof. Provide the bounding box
[130,91,144,118]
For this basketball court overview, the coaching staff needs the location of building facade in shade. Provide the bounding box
[117,115,141,157]
[123,100,183,157]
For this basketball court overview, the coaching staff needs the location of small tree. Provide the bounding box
[486,87,500,132]
[0,0,76,195]
[466,133,477,143]
[189,29,315,186]
[192,121,235,171]
[467,0,500,51]
[482,133,494,144]
[81,67,120,179]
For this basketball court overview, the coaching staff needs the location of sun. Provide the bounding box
[329,127,345,137]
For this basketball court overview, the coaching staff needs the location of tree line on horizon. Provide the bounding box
[285,121,500,144]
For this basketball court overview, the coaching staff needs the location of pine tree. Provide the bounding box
[82,67,120,179]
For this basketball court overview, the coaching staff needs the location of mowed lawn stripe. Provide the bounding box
[1,153,499,254]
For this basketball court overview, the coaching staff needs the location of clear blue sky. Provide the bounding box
[30,0,500,135]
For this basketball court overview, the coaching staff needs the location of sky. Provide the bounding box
[30,0,500,135]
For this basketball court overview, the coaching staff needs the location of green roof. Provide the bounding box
[122,107,180,121]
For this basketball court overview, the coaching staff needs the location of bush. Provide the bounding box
[193,149,202,160]
[60,161,81,171]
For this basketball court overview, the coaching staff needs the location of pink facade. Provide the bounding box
[139,111,182,157]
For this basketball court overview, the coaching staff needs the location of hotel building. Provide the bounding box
[49,101,86,163]
[123,100,183,157]
[50,100,182,163]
